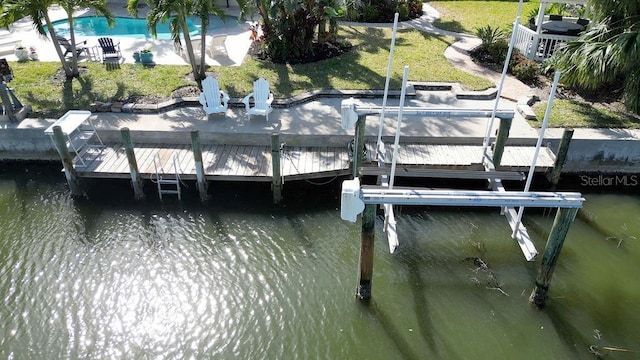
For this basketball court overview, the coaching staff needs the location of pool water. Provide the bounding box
[47,16,225,40]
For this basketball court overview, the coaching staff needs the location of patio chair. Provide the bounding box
[56,36,87,57]
[97,37,122,61]
[205,34,228,59]
[549,14,563,21]
[241,77,273,121]
[176,37,207,63]
[198,76,230,116]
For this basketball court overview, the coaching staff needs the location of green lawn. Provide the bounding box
[531,100,640,128]
[429,0,640,128]
[9,25,493,118]
[429,0,541,34]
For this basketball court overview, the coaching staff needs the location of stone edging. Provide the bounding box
[89,82,510,114]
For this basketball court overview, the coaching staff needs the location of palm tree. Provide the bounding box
[551,0,640,114]
[128,0,223,87]
[0,0,114,79]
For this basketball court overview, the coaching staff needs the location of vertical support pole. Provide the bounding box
[0,83,16,122]
[353,114,367,178]
[492,117,512,167]
[121,127,145,200]
[549,128,574,187]
[356,203,376,301]
[51,126,81,195]
[529,207,578,308]
[191,130,208,202]
[271,133,282,204]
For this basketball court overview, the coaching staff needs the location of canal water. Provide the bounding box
[1,164,638,359]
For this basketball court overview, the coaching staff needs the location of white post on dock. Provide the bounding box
[388,66,409,191]
[121,128,145,200]
[382,66,409,253]
[512,71,561,237]
[376,12,400,156]
[482,1,523,161]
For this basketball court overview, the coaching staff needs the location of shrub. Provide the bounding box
[512,59,540,82]
[344,0,422,22]
[403,0,423,19]
[487,39,509,63]
[398,3,409,20]
[362,4,381,22]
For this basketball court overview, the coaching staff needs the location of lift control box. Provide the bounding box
[340,177,365,222]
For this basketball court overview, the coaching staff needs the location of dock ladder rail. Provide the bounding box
[153,152,182,200]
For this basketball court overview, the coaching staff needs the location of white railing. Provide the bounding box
[514,24,578,61]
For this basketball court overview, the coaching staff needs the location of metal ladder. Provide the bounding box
[153,152,181,200]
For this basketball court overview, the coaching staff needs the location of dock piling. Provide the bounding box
[353,114,367,178]
[52,125,81,196]
[271,133,283,204]
[191,130,209,202]
[121,128,145,200]
[492,117,512,167]
[549,128,574,188]
[356,203,376,301]
[529,207,578,308]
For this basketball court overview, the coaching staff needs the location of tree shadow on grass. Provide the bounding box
[432,19,467,34]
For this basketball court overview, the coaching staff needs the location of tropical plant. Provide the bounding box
[237,0,343,64]
[475,24,507,49]
[0,0,114,78]
[127,0,224,87]
[550,0,640,114]
[474,24,509,63]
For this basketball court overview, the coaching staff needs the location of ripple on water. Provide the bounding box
[2,179,640,359]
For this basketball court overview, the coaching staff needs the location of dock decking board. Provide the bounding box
[70,142,555,181]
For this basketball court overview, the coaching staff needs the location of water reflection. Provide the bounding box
[0,170,639,359]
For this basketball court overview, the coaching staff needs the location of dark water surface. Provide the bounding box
[1,165,638,359]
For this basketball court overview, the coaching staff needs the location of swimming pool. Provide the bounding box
[47,16,226,40]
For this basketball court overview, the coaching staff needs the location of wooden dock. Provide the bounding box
[70,142,555,181]
[366,143,555,170]
[74,143,353,181]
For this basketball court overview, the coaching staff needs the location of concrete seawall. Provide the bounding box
[3,88,639,176]
[546,128,640,174]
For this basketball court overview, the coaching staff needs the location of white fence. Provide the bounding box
[514,24,577,61]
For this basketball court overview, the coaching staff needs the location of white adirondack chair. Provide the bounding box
[241,78,274,121]
[198,76,230,116]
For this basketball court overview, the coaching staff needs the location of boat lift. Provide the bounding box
[340,6,584,307]
[339,68,582,262]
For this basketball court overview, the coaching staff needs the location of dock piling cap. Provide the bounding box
[341,177,365,222]
[340,97,358,130]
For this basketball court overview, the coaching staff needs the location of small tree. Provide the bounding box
[0,0,114,78]
[128,0,224,88]
[238,0,343,64]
